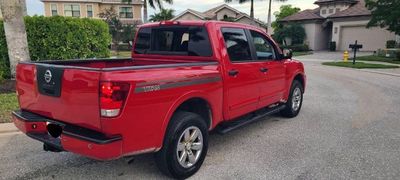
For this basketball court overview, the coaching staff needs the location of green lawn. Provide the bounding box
[293,51,313,56]
[322,61,399,69]
[0,93,18,123]
[357,55,400,64]
[110,51,131,58]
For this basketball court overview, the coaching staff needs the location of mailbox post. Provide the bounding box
[349,40,363,65]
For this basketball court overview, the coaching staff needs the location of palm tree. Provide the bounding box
[122,0,173,23]
[267,0,287,34]
[149,9,175,22]
[0,0,30,78]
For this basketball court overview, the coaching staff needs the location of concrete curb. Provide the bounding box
[358,69,400,77]
[0,123,19,134]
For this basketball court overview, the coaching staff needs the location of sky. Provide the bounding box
[26,0,318,22]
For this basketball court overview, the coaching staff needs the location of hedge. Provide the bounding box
[0,16,111,79]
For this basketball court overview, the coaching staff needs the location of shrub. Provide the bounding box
[386,40,396,48]
[273,23,306,45]
[396,51,400,61]
[0,16,111,79]
[0,21,10,81]
[329,41,336,51]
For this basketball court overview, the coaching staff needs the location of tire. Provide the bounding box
[155,111,209,179]
[281,80,303,118]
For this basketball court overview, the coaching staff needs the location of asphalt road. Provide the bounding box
[1,58,400,180]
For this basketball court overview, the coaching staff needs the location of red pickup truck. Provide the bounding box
[12,21,305,178]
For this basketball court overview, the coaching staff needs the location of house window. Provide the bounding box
[87,5,93,17]
[64,4,80,17]
[51,4,58,16]
[329,9,334,13]
[335,8,340,13]
[119,7,133,18]
[321,9,326,15]
[334,27,338,34]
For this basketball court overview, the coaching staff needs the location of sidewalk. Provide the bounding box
[296,51,400,77]
[0,123,19,134]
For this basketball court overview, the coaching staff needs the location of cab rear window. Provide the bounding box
[134,26,212,57]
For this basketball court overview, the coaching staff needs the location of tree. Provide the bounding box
[272,5,300,29]
[0,0,30,79]
[224,0,287,33]
[122,0,173,23]
[365,0,400,35]
[267,0,287,34]
[273,5,300,22]
[273,23,305,45]
[149,9,175,22]
[99,6,138,55]
[99,7,123,54]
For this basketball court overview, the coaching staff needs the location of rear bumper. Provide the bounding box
[12,110,123,160]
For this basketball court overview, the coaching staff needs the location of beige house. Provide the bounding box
[41,0,143,24]
[171,4,266,30]
[280,0,398,51]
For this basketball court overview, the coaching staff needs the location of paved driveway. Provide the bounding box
[1,58,400,179]
[296,51,400,76]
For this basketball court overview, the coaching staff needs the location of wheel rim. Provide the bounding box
[176,126,203,168]
[292,87,302,111]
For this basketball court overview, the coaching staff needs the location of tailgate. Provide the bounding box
[16,63,102,131]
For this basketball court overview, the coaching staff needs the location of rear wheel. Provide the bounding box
[155,111,208,179]
[281,80,303,118]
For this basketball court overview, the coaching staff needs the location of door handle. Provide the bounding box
[260,67,268,73]
[228,69,239,76]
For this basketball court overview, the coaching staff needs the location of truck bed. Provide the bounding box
[23,58,217,71]
[16,58,219,132]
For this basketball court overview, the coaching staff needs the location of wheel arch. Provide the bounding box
[284,72,306,101]
[157,92,216,150]
[293,73,305,91]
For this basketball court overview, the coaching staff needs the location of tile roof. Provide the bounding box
[280,8,324,21]
[280,0,371,22]
[328,0,371,18]
[172,4,266,25]
[314,0,357,4]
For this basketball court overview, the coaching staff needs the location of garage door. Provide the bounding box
[339,26,395,51]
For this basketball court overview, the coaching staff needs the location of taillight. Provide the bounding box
[100,82,130,118]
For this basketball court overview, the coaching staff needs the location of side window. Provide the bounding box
[250,30,275,60]
[221,28,252,62]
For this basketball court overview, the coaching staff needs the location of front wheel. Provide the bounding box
[155,111,209,179]
[281,80,303,118]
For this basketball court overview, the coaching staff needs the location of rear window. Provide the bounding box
[134,26,212,57]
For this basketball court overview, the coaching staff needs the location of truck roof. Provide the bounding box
[138,20,262,30]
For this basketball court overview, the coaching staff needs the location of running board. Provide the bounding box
[217,105,286,134]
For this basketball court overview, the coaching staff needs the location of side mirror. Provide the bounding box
[282,48,293,59]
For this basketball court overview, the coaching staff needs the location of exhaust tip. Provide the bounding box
[47,123,62,138]
[43,143,63,152]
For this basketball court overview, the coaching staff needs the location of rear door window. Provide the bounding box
[134,26,212,57]
[221,28,253,62]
